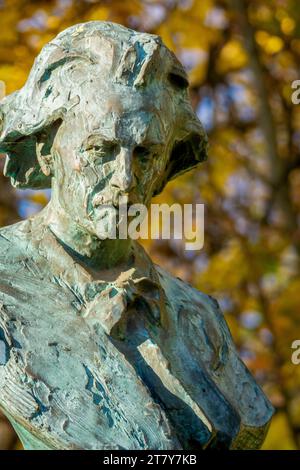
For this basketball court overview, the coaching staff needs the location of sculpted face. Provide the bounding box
[50,87,180,239]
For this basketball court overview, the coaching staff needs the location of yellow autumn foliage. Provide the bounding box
[0,0,299,451]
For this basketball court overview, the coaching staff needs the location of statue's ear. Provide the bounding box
[36,120,62,178]
[2,134,50,189]
[166,133,208,182]
[153,132,208,197]
[0,103,61,189]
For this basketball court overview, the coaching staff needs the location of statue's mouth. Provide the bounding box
[92,193,137,210]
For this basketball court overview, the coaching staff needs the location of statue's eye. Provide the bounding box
[92,142,117,156]
[134,146,151,162]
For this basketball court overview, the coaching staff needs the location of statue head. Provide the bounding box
[0,21,207,239]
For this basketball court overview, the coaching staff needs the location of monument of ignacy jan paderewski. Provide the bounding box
[0,21,273,450]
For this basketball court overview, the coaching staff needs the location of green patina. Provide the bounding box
[0,21,273,450]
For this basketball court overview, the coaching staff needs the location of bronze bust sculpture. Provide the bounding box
[0,21,273,450]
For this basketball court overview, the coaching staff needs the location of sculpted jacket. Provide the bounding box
[0,218,274,450]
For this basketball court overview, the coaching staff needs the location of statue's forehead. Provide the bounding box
[76,67,177,106]
[90,112,166,146]
[62,85,174,144]
[66,106,168,148]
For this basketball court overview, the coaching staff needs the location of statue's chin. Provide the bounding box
[93,206,119,240]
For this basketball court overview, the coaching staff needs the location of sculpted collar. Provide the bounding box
[29,220,167,335]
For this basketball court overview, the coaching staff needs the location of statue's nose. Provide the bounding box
[110,147,136,192]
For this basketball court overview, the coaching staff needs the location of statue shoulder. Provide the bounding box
[155,264,274,448]
[155,264,231,337]
[155,264,218,304]
[155,264,235,371]
[0,220,31,264]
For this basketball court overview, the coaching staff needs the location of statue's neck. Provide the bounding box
[38,201,133,272]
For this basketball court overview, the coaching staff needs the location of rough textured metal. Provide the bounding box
[0,21,273,450]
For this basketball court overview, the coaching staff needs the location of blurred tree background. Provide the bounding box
[0,0,300,450]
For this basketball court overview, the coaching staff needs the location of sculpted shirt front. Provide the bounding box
[0,216,273,450]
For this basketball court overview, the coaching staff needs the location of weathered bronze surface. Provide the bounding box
[0,21,273,450]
